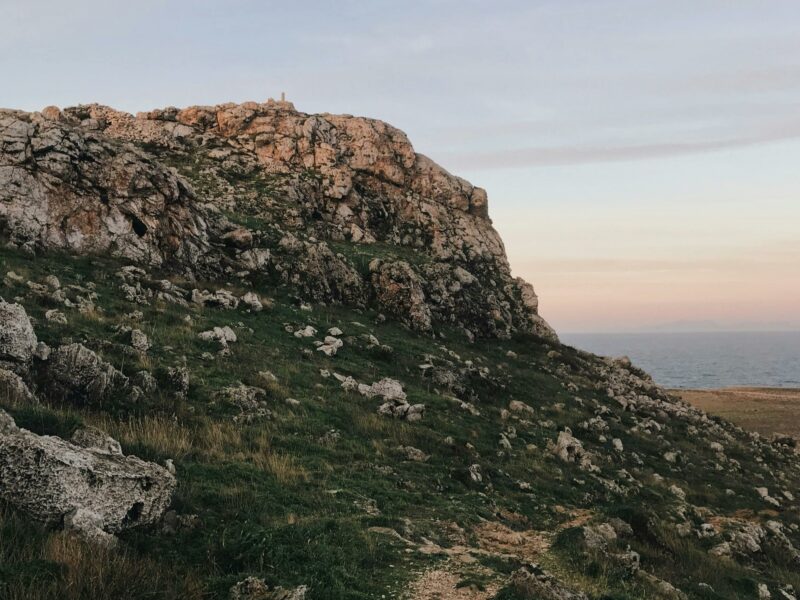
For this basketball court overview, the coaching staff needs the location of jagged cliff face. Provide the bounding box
[0,101,555,340]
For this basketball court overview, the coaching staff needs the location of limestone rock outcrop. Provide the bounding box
[0,109,211,269]
[1,101,556,340]
[0,410,174,533]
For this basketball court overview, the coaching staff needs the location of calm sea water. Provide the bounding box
[560,331,800,389]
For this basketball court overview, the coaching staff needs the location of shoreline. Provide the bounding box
[672,387,800,438]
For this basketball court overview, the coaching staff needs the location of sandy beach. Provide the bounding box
[673,387,800,437]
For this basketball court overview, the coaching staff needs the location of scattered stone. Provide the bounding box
[198,326,237,352]
[130,328,150,352]
[294,325,317,338]
[132,370,158,394]
[316,335,344,357]
[241,291,263,312]
[468,464,482,483]
[397,446,429,462]
[216,384,271,423]
[669,484,687,501]
[229,578,308,600]
[45,309,68,324]
[369,259,432,331]
[377,400,425,422]
[168,366,190,400]
[550,429,596,471]
[4,271,24,286]
[358,377,407,402]
[0,301,37,372]
[509,400,535,415]
[756,486,781,507]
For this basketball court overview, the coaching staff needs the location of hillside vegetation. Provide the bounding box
[0,101,799,600]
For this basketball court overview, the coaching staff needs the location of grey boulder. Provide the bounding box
[0,410,175,533]
[45,343,129,404]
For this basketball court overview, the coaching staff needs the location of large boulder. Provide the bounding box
[44,343,129,404]
[0,410,174,533]
[0,300,37,372]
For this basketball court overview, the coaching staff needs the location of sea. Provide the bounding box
[560,331,800,389]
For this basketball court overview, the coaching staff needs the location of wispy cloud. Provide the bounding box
[439,123,800,168]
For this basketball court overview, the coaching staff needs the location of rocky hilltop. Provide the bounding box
[1,101,799,600]
[0,101,554,340]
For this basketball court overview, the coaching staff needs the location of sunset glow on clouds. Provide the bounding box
[4,0,799,332]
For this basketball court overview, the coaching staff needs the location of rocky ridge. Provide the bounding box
[0,101,555,340]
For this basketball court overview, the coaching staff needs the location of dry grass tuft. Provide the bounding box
[86,414,193,458]
[1,524,205,600]
[87,414,307,482]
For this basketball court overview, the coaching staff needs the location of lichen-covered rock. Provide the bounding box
[0,368,37,404]
[44,343,130,404]
[0,300,37,372]
[0,410,174,533]
[369,259,432,331]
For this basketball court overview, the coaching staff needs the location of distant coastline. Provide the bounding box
[562,330,800,389]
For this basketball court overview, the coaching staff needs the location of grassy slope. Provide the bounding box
[0,246,799,600]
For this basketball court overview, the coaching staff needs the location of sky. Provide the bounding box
[3,0,799,333]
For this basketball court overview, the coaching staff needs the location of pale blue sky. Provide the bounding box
[3,0,799,332]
